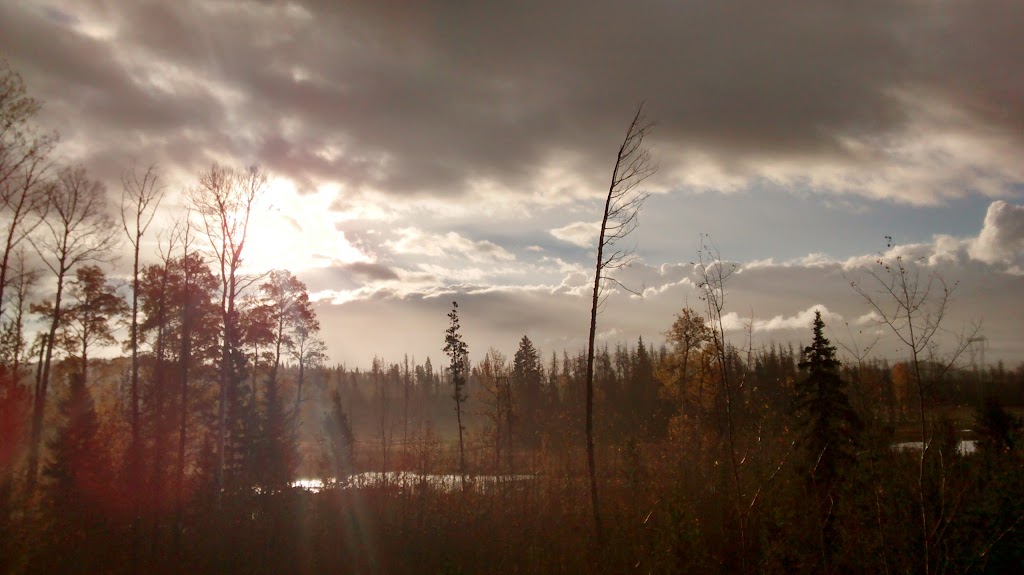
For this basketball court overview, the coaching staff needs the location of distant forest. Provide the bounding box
[3,61,1024,574]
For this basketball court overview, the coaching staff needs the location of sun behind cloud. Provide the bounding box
[241,177,371,274]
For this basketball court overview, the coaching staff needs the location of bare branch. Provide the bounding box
[585,103,655,550]
[120,163,164,249]
[848,237,979,574]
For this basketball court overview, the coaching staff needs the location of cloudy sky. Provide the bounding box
[2,0,1022,368]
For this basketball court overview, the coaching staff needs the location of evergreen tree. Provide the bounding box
[632,337,663,438]
[59,265,128,385]
[324,390,355,483]
[42,372,111,569]
[974,396,1021,455]
[0,363,28,567]
[443,301,469,490]
[512,335,542,447]
[423,356,436,398]
[258,373,295,491]
[796,311,862,484]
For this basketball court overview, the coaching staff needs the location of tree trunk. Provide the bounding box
[24,264,66,499]
[129,236,142,567]
[585,210,607,548]
[293,357,305,442]
[455,387,466,492]
[173,254,193,553]
[584,104,653,553]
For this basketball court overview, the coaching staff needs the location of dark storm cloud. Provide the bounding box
[909,0,1024,138]
[1,0,1022,203]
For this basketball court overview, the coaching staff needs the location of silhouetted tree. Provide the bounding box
[290,320,326,443]
[40,372,110,571]
[58,265,128,386]
[0,361,29,566]
[1,61,53,320]
[0,249,37,378]
[259,367,295,491]
[444,301,469,491]
[248,269,319,487]
[795,311,862,570]
[512,336,542,448]
[476,349,511,471]
[796,311,862,484]
[120,165,162,558]
[584,104,654,547]
[167,245,221,547]
[658,308,711,441]
[189,163,266,500]
[26,166,117,498]
[323,389,355,483]
[851,237,978,575]
[974,396,1021,456]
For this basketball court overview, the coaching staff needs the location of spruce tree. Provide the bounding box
[974,396,1021,455]
[41,372,111,572]
[796,311,862,484]
[258,374,295,492]
[443,301,469,491]
[324,390,355,483]
[44,373,104,512]
[512,336,542,447]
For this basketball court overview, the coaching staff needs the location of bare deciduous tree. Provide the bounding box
[695,236,751,567]
[851,236,979,575]
[0,62,54,319]
[475,349,511,472]
[25,166,117,498]
[189,163,266,501]
[120,164,162,554]
[0,249,38,375]
[585,103,654,548]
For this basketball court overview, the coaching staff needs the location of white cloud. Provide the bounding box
[720,305,841,333]
[928,234,966,266]
[385,227,515,263]
[417,263,497,284]
[550,221,598,248]
[968,201,1024,266]
[854,311,882,326]
[732,203,1023,278]
[761,306,843,331]
[553,271,591,297]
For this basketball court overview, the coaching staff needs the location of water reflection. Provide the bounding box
[892,440,977,455]
[291,472,536,493]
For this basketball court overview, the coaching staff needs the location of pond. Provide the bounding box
[291,472,536,493]
[892,440,977,455]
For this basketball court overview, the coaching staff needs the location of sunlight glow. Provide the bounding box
[241,178,371,274]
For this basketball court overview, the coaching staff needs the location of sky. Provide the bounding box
[2,0,1023,368]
